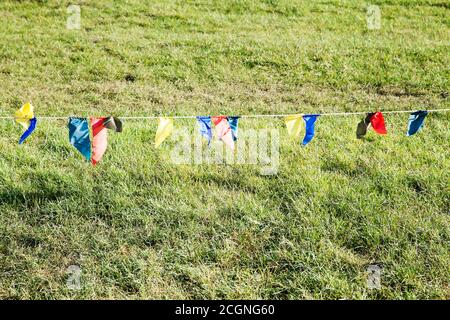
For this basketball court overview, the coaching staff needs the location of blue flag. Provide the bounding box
[19,117,37,144]
[407,110,428,136]
[227,116,239,141]
[302,115,319,145]
[196,116,212,144]
[68,117,91,161]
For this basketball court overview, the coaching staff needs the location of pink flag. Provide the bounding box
[212,116,234,150]
[91,117,108,165]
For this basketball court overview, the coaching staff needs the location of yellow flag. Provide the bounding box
[284,114,303,138]
[15,102,34,129]
[155,117,173,148]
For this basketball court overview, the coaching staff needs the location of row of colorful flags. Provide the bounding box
[12,102,430,165]
[68,116,122,165]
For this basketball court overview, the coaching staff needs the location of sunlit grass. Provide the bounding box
[0,0,448,299]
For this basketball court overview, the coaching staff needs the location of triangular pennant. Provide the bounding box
[227,116,240,141]
[284,114,303,138]
[15,102,37,144]
[356,113,375,139]
[196,116,212,144]
[91,117,114,165]
[407,110,428,136]
[68,117,91,161]
[370,111,387,135]
[212,116,234,150]
[19,117,37,144]
[103,116,123,132]
[15,102,34,129]
[302,115,319,145]
[155,117,173,148]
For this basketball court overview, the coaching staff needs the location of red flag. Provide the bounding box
[370,112,387,135]
[211,116,234,150]
[91,117,108,165]
[211,116,226,126]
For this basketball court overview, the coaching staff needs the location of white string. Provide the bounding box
[0,108,449,120]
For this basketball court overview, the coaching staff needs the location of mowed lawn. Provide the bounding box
[0,0,449,299]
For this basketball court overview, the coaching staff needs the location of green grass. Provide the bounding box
[0,0,449,299]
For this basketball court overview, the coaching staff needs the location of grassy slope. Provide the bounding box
[0,0,449,299]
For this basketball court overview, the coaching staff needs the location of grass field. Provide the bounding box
[0,0,449,299]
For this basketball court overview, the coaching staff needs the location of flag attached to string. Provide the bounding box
[370,111,387,135]
[407,110,428,136]
[227,116,240,141]
[212,116,234,150]
[356,113,373,139]
[155,117,173,148]
[196,116,212,144]
[68,117,91,161]
[15,102,34,129]
[91,116,122,165]
[15,102,37,144]
[103,116,123,132]
[356,112,387,138]
[91,117,108,165]
[284,114,303,138]
[19,117,37,144]
[302,115,319,145]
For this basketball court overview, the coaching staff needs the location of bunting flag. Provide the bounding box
[370,111,387,135]
[3,108,446,164]
[155,117,173,148]
[284,114,303,138]
[103,116,123,132]
[302,115,319,145]
[356,112,387,138]
[227,116,240,141]
[68,117,91,161]
[91,117,108,165]
[212,116,234,150]
[407,110,428,136]
[15,102,37,144]
[356,113,373,139]
[90,117,122,165]
[19,117,37,144]
[196,116,212,144]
